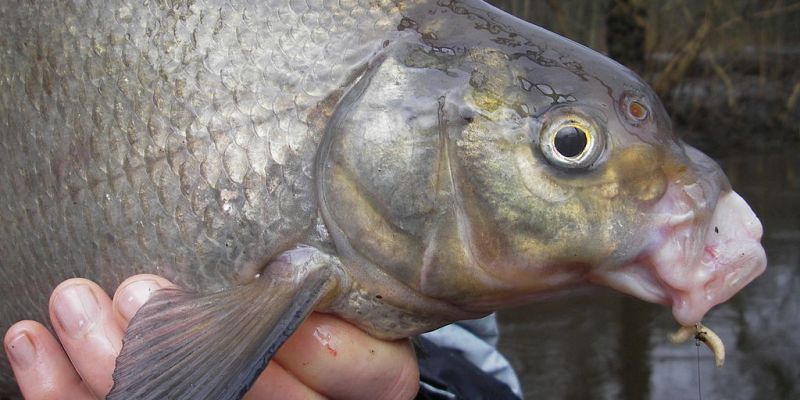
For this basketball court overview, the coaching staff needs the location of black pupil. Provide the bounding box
[554,126,588,158]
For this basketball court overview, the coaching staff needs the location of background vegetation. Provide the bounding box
[487,0,800,156]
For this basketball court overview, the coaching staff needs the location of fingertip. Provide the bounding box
[4,320,92,399]
[47,278,123,397]
[4,320,41,344]
[47,278,104,311]
[4,321,45,371]
[48,279,112,343]
[113,274,174,325]
[115,274,175,290]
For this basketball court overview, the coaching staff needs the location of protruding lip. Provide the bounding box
[659,190,766,325]
[591,190,767,326]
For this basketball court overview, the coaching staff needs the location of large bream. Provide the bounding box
[0,0,767,398]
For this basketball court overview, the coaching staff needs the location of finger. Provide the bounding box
[49,278,122,397]
[4,320,94,400]
[274,313,419,400]
[243,361,325,400]
[111,274,174,328]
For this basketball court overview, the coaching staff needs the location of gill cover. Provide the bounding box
[316,42,622,306]
[317,42,480,297]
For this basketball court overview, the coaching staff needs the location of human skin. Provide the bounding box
[3,275,419,400]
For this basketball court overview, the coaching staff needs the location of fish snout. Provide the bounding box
[590,141,766,325]
[652,190,767,325]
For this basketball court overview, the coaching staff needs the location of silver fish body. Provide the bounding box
[0,0,402,392]
[0,0,767,397]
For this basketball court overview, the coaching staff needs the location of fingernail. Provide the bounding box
[6,332,36,370]
[53,284,100,339]
[118,279,162,321]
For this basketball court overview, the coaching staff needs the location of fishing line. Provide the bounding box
[696,339,703,400]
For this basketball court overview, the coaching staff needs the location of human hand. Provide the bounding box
[4,274,419,399]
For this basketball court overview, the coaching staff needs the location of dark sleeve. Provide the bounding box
[415,336,521,400]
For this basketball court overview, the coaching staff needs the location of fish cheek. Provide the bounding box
[450,121,659,291]
[445,120,603,289]
[577,144,673,262]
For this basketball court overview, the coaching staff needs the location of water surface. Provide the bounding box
[498,146,800,399]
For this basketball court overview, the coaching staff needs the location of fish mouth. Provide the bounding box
[655,189,766,325]
[592,186,766,326]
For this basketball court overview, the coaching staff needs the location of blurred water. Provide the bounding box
[497,145,800,400]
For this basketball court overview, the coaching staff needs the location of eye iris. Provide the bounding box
[554,126,587,158]
[628,101,648,120]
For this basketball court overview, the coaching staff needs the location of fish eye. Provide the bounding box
[554,126,588,158]
[539,114,605,169]
[621,92,651,125]
[628,101,648,121]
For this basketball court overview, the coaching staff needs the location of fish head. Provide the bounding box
[318,2,766,327]
[442,39,766,325]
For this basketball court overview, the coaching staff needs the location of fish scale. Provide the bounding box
[0,0,403,393]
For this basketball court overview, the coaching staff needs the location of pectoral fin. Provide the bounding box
[108,248,343,400]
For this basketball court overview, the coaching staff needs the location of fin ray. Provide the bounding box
[108,256,337,400]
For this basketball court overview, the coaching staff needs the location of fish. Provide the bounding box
[0,0,767,398]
